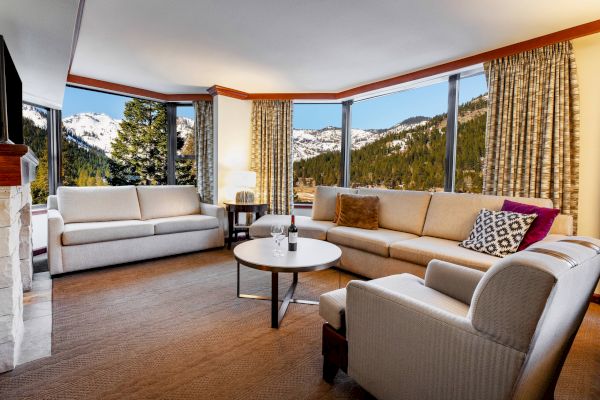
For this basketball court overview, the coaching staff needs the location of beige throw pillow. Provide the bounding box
[337,194,379,230]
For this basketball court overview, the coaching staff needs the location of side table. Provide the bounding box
[224,202,268,249]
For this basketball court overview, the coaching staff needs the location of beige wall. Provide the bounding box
[213,95,252,204]
[573,33,600,238]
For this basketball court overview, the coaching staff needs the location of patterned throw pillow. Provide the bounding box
[459,209,537,257]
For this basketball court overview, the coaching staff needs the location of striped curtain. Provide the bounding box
[483,41,580,229]
[194,100,215,204]
[250,100,293,214]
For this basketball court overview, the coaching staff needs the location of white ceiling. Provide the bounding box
[0,0,79,108]
[70,0,600,95]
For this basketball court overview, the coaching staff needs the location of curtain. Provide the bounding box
[483,41,580,229]
[194,100,215,204]
[251,100,293,214]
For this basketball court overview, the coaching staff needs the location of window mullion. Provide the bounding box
[444,74,460,192]
[340,100,352,187]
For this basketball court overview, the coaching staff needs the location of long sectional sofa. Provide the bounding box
[249,186,573,278]
[47,185,225,275]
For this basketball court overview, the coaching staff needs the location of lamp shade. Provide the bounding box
[230,171,256,189]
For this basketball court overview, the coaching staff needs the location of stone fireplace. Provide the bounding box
[0,182,33,372]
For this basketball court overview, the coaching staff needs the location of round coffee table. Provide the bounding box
[234,238,342,328]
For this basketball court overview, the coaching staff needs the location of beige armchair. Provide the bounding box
[320,238,600,400]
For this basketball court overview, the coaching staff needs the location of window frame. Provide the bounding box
[292,66,486,204]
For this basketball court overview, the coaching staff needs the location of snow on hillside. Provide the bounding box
[22,104,47,129]
[62,113,120,155]
[292,118,429,161]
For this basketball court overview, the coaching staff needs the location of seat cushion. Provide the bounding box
[150,215,220,235]
[319,288,347,331]
[57,186,141,223]
[369,274,470,317]
[327,226,417,257]
[311,186,358,221]
[390,236,501,271]
[136,185,201,220]
[250,215,335,240]
[357,188,431,235]
[422,192,553,242]
[62,220,155,246]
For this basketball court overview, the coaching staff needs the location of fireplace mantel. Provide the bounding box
[0,143,38,186]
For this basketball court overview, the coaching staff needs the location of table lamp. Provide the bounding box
[231,170,256,203]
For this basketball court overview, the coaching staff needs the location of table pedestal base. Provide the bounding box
[237,263,318,328]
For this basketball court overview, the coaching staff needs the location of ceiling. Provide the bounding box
[1,0,79,108]
[3,1,600,107]
[70,0,600,95]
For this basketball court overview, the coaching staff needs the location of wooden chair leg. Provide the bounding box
[322,323,348,383]
[323,358,339,383]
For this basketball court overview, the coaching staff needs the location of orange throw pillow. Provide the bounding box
[337,194,379,230]
[333,193,341,223]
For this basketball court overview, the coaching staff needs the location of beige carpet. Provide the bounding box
[0,249,598,399]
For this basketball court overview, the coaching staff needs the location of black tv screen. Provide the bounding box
[0,36,23,145]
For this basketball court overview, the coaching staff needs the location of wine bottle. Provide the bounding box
[288,214,298,251]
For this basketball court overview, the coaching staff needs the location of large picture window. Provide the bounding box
[22,103,49,204]
[61,86,168,186]
[292,103,342,203]
[455,73,488,193]
[176,105,196,185]
[350,80,449,191]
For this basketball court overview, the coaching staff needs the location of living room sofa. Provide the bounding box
[249,186,573,278]
[47,185,225,275]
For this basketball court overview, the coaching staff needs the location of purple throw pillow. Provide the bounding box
[501,200,560,250]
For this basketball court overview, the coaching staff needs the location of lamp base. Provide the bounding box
[235,190,255,203]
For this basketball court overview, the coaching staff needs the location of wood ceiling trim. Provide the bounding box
[68,19,600,102]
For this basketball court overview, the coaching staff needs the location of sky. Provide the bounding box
[293,73,488,129]
[62,73,487,128]
[62,86,195,120]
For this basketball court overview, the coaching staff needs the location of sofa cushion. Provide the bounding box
[319,288,347,331]
[358,188,431,235]
[311,186,358,221]
[337,194,379,230]
[137,185,201,220]
[369,274,470,317]
[327,226,417,257]
[150,215,220,235]
[62,220,154,246]
[422,192,553,242]
[501,200,560,250]
[57,186,141,224]
[390,236,501,271]
[250,215,335,240]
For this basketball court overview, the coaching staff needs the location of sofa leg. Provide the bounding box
[322,323,348,383]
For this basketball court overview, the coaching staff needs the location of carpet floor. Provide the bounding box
[0,249,598,399]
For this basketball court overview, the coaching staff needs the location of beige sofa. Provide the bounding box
[47,185,225,275]
[249,186,573,278]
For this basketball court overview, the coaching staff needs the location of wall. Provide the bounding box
[214,95,253,205]
[572,33,600,238]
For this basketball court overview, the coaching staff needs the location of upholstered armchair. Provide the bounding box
[320,238,600,400]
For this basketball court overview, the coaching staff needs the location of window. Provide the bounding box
[22,103,49,204]
[175,105,196,185]
[292,103,342,203]
[61,86,168,186]
[455,73,488,193]
[350,80,449,191]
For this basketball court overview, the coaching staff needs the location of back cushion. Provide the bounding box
[358,188,431,235]
[58,186,141,223]
[422,192,553,241]
[137,185,201,220]
[311,186,357,221]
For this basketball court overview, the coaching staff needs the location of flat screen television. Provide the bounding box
[0,35,23,145]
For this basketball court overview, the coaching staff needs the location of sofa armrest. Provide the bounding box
[424,259,484,305]
[200,203,225,230]
[346,280,524,400]
[47,194,58,210]
[47,209,64,275]
[549,214,573,236]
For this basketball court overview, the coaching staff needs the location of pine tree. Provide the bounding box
[109,99,168,185]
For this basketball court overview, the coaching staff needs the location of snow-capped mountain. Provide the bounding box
[62,113,121,155]
[22,104,47,129]
[292,117,429,161]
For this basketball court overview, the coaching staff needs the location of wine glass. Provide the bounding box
[270,224,284,256]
